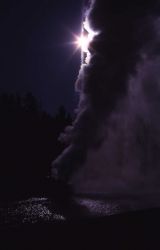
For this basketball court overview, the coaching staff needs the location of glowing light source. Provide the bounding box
[76,35,89,53]
[74,19,99,64]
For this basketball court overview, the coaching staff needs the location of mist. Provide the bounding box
[52,0,160,194]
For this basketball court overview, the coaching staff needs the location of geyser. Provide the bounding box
[52,0,160,195]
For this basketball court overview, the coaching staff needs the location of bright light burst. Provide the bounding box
[74,19,99,64]
[76,34,89,53]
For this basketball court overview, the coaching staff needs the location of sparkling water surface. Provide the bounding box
[0,194,160,227]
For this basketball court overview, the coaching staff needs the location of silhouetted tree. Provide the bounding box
[0,92,72,198]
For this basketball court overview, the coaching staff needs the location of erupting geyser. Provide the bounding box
[52,0,160,195]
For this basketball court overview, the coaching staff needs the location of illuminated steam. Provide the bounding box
[75,18,99,64]
[52,0,160,194]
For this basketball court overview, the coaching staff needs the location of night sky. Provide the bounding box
[0,0,83,114]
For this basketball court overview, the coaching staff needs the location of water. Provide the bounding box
[1,194,160,227]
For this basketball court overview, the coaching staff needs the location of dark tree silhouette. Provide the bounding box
[0,92,72,199]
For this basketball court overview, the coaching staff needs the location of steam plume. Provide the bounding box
[52,0,160,194]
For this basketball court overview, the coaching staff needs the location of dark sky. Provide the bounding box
[0,0,83,114]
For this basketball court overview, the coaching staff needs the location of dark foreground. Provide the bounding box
[1,195,160,249]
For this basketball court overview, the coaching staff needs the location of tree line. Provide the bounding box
[0,92,72,198]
